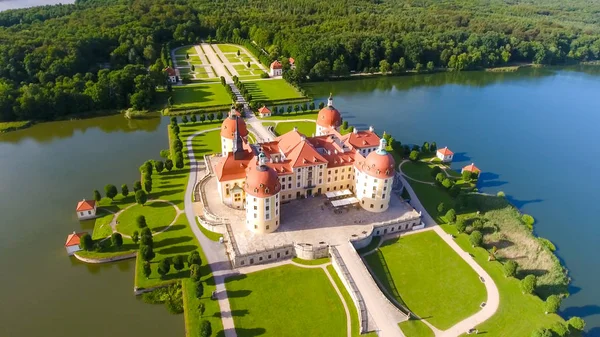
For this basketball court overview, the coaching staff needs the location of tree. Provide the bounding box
[188,251,202,267]
[121,184,129,197]
[80,233,93,251]
[93,190,101,202]
[409,150,419,161]
[442,178,452,189]
[503,260,518,278]
[175,153,184,169]
[398,57,406,72]
[157,258,171,278]
[140,245,155,262]
[520,274,537,294]
[462,170,472,181]
[379,60,391,74]
[437,202,445,214]
[199,320,212,337]
[165,159,174,171]
[427,61,435,72]
[319,102,325,109]
[430,142,437,152]
[155,160,164,173]
[173,255,185,271]
[545,295,561,314]
[567,317,585,331]
[422,142,430,153]
[190,115,197,123]
[309,102,315,110]
[456,220,467,233]
[111,232,123,247]
[431,166,442,178]
[531,328,552,337]
[182,115,188,123]
[144,179,152,193]
[237,50,240,57]
[472,219,484,230]
[445,209,456,223]
[287,105,292,113]
[469,230,483,247]
[133,180,142,192]
[198,302,206,317]
[199,114,206,123]
[132,230,140,244]
[143,262,151,279]
[195,281,204,298]
[415,63,423,73]
[137,215,147,228]
[140,227,153,247]
[135,189,148,206]
[104,184,118,200]
[190,264,202,281]
[216,111,223,120]
[342,120,349,129]
[435,172,445,183]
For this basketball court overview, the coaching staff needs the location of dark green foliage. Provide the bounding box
[132,230,140,244]
[137,215,147,228]
[567,316,585,331]
[104,184,118,200]
[550,322,568,337]
[190,115,197,123]
[143,262,151,278]
[110,232,123,247]
[503,260,518,278]
[430,166,442,178]
[409,150,419,161]
[436,202,445,214]
[165,159,174,171]
[469,230,483,247]
[531,328,552,337]
[472,219,484,230]
[188,251,202,266]
[195,281,204,298]
[435,172,445,183]
[462,170,472,181]
[199,320,212,337]
[521,274,537,294]
[80,233,93,251]
[157,258,171,278]
[140,227,153,247]
[135,189,147,205]
[140,245,155,262]
[442,178,452,189]
[133,180,142,192]
[155,160,165,173]
[144,179,152,193]
[545,295,561,314]
[93,190,101,202]
[175,152,184,169]
[121,184,129,197]
[445,209,456,223]
[182,115,188,124]
[456,220,467,233]
[190,264,202,282]
[173,255,185,271]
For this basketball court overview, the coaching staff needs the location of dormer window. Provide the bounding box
[254,188,258,193]
[265,187,270,194]
[260,183,264,188]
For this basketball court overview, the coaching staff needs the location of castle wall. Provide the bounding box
[245,193,281,234]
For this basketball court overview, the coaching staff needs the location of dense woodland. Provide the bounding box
[1,0,600,122]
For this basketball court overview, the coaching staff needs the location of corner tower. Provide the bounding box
[244,152,282,234]
[354,138,395,212]
[316,93,342,136]
[220,107,249,156]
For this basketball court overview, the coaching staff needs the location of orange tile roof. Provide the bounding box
[76,200,96,211]
[286,140,328,168]
[462,163,480,173]
[344,130,380,149]
[215,149,254,181]
[65,232,86,247]
[289,57,295,64]
[163,67,176,76]
[437,147,454,156]
[270,60,282,69]
[258,106,271,115]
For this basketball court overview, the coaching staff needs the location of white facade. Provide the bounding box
[167,75,177,83]
[354,169,393,212]
[66,244,81,256]
[77,206,97,220]
[270,67,282,77]
[316,124,340,136]
[245,191,281,234]
[436,151,453,163]
[221,136,235,156]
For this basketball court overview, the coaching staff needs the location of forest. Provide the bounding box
[1,0,600,122]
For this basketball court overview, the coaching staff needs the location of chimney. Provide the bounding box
[293,126,298,132]
[353,128,358,134]
[369,126,374,132]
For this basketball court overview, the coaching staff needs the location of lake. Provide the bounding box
[0,67,599,336]
[0,0,74,11]
[304,66,600,335]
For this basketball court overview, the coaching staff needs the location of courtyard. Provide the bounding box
[202,172,420,256]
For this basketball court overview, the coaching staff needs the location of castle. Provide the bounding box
[213,95,397,234]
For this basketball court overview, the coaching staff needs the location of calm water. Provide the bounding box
[304,66,600,335]
[0,0,74,11]
[1,68,599,336]
[0,115,184,337]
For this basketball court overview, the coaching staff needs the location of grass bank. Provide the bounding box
[0,121,32,133]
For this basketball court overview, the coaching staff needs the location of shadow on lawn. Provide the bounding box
[155,224,186,232]
[151,188,184,199]
[157,244,197,255]
[216,327,266,337]
[154,235,193,248]
[366,246,410,310]
[227,289,252,298]
[213,309,249,318]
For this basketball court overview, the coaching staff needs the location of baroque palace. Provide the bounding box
[213,96,397,234]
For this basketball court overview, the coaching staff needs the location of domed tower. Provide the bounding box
[220,108,249,156]
[316,93,342,136]
[244,152,282,234]
[355,138,396,212]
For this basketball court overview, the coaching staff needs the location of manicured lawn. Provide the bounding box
[398,319,434,337]
[326,265,377,337]
[441,225,566,337]
[226,54,246,63]
[364,231,486,330]
[116,201,177,236]
[216,44,243,53]
[292,257,330,266]
[75,238,137,259]
[401,161,437,183]
[410,180,455,223]
[171,83,232,109]
[274,121,315,136]
[175,46,198,56]
[190,55,202,63]
[356,236,381,255]
[234,64,250,71]
[195,217,223,242]
[225,264,346,337]
[265,111,318,121]
[92,208,115,239]
[243,79,304,102]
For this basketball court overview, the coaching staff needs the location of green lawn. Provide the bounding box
[402,161,437,183]
[225,264,346,337]
[243,79,304,102]
[92,208,115,239]
[398,320,435,337]
[226,54,246,63]
[364,231,486,330]
[233,64,250,71]
[0,121,31,132]
[292,257,330,266]
[175,46,198,56]
[264,111,318,121]
[216,44,243,53]
[75,237,137,259]
[195,217,223,242]
[274,121,315,136]
[116,201,177,236]
[410,180,456,223]
[190,55,202,63]
[441,225,567,337]
[326,265,377,337]
[171,83,232,109]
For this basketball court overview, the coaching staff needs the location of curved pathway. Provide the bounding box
[185,130,238,337]
[397,160,500,337]
[109,199,183,239]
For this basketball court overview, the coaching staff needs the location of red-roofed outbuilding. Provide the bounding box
[65,231,87,255]
[462,163,480,173]
[76,199,97,220]
[436,147,454,163]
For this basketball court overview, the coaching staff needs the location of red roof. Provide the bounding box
[163,67,176,76]
[344,130,380,149]
[215,148,253,181]
[270,60,282,69]
[258,106,271,115]
[355,150,395,179]
[317,106,342,128]
[76,200,96,212]
[437,147,454,156]
[65,232,86,247]
[289,57,295,64]
[462,163,480,173]
[221,116,249,140]
[245,157,281,198]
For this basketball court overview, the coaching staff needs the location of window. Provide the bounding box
[282,195,286,200]
[371,193,376,198]
[268,255,272,259]
[362,200,365,204]
[370,204,374,208]
[383,186,387,191]
[266,224,270,229]
[266,206,270,211]
[276,221,279,226]
[373,186,376,190]
[254,225,257,229]
[328,178,331,182]
[88,211,91,215]
[276,210,278,215]
[276,194,279,199]
[297,182,300,188]
[276,202,278,206]
[319,172,322,176]
[346,184,350,188]
[288,177,292,181]
[327,188,330,191]
[288,184,291,189]
[288,194,292,199]
[347,174,351,179]
[254,213,257,218]
[254,206,257,210]
[342,168,345,172]
[335,169,338,173]
[319,179,322,184]
[363,190,366,194]
[254,198,257,202]
[259,257,263,261]
[382,194,386,198]
[282,185,286,190]
[334,186,337,190]
[80,212,84,216]
[241,260,245,266]
[381,204,384,209]
[334,177,338,181]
